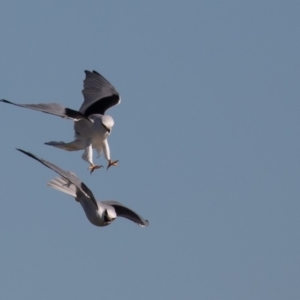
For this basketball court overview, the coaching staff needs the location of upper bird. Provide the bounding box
[1,70,120,173]
[17,149,149,228]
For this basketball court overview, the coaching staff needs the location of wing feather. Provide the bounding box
[16,149,98,208]
[0,99,89,121]
[80,70,120,116]
[102,200,149,227]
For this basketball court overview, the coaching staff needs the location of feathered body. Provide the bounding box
[1,70,121,171]
[17,149,149,228]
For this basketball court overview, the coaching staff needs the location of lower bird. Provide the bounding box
[17,149,149,228]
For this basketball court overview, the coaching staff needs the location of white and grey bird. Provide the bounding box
[17,149,149,227]
[1,70,120,173]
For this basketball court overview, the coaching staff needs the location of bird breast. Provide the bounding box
[80,200,107,227]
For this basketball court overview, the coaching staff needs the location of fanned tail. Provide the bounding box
[47,176,77,198]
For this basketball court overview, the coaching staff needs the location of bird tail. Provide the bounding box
[45,139,85,151]
[47,176,77,198]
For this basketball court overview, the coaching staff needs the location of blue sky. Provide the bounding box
[0,1,300,299]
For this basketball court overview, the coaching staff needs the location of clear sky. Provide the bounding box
[0,1,300,299]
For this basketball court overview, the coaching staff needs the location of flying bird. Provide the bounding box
[1,70,120,173]
[17,149,149,227]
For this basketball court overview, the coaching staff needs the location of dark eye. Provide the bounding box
[102,123,110,133]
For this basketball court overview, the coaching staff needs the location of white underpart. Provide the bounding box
[76,115,112,164]
[82,138,94,166]
[46,115,113,167]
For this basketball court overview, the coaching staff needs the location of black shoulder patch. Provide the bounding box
[65,108,90,121]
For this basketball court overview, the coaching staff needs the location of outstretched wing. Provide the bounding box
[102,200,149,227]
[0,99,90,121]
[16,149,98,208]
[80,70,120,116]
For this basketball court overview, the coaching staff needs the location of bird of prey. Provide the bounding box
[17,149,149,228]
[1,70,120,173]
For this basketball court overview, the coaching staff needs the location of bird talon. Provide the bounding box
[89,164,103,174]
[107,160,119,170]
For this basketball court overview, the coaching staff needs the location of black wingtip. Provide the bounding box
[139,220,149,227]
[16,148,29,155]
[92,70,100,76]
[16,148,39,162]
[139,219,149,227]
[64,108,90,121]
[84,70,101,76]
[16,148,24,153]
[1,99,10,103]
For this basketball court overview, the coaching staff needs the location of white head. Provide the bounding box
[101,115,114,133]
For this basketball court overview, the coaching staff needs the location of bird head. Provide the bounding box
[103,208,117,225]
[101,115,114,133]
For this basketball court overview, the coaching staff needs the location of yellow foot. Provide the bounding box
[89,164,103,174]
[107,159,119,170]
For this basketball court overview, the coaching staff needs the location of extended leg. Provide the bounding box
[82,141,103,174]
[102,139,118,170]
